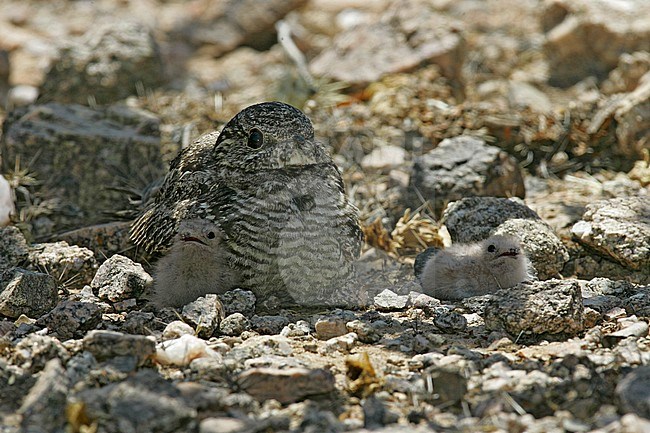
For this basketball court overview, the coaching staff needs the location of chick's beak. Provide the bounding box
[180,236,207,245]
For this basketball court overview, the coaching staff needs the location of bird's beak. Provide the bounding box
[279,136,326,167]
[180,236,207,245]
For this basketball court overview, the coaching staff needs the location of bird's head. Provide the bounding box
[481,235,524,265]
[175,218,221,249]
[213,102,332,170]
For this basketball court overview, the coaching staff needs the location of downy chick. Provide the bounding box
[151,218,239,307]
[418,234,534,300]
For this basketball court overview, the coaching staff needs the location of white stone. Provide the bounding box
[0,174,14,226]
[361,145,407,170]
[155,334,221,366]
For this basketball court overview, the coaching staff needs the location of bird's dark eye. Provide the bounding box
[247,128,264,149]
[487,244,496,253]
[207,231,216,239]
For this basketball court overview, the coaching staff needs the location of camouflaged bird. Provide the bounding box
[131,102,363,309]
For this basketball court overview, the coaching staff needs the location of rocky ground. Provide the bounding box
[0,0,649,432]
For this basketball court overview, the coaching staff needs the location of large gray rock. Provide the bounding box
[484,279,584,337]
[406,136,525,216]
[623,286,650,318]
[182,294,224,339]
[616,366,650,419]
[37,300,102,341]
[28,241,97,290]
[237,367,335,404]
[571,197,650,272]
[18,358,69,433]
[0,103,163,234]
[39,21,165,104]
[82,330,155,366]
[542,0,650,87]
[91,254,152,303]
[0,268,58,319]
[442,197,569,279]
[218,288,256,318]
[75,369,196,433]
[310,0,465,86]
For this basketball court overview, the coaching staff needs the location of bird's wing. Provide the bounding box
[130,132,219,253]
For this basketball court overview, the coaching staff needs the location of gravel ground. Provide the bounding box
[0,0,649,432]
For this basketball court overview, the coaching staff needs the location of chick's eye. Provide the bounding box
[487,244,496,253]
[247,128,264,149]
[207,231,216,240]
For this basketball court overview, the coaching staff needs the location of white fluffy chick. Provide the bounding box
[419,234,534,300]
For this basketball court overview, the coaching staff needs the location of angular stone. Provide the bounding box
[250,315,289,335]
[374,289,409,311]
[162,321,195,340]
[624,287,650,317]
[155,334,221,367]
[12,334,69,374]
[542,0,650,87]
[433,312,467,333]
[39,21,165,104]
[219,313,251,336]
[76,370,196,432]
[82,330,155,365]
[572,197,650,272]
[18,358,69,433]
[219,289,256,318]
[280,320,311,338]
[237,367,335,404]
[583,277,637,298]
[91,254,152,302]
[484,279,584,337]
[36,300,102,341]
[346,319,380,344]
[603,321,649,348]
[616,366,650,419]
[182,294,224,339]
[0,103,163,233]
[0,226,29,273]
[361,145,407,171]
[408,136,525,216]
[315,318,348,340]
[0,268,57,319]
[28,241,97,289]
[322,332,358,353]
[443,197,569,279]
[312,0,464,86]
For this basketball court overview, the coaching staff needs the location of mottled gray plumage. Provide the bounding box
[419,235,534,300]
[151,218,238,307]
[131,102,363,308]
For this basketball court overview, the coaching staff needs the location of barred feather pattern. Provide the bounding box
[130,102,363,308]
